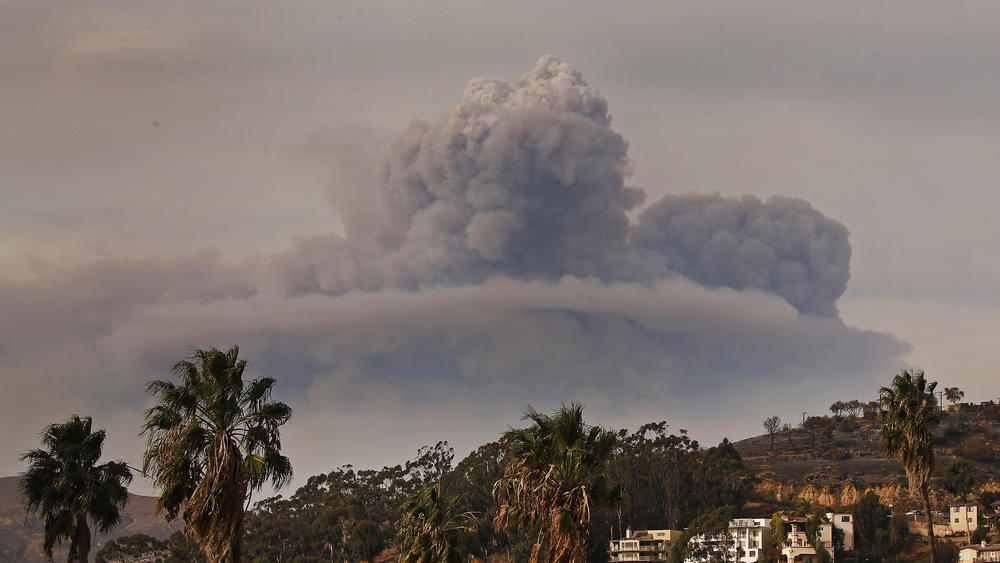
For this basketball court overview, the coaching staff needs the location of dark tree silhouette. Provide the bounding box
[21,416,133,563]
[880,369,940,563]
[763,416,781,452]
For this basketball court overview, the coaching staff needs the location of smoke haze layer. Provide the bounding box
[0,57,903,484]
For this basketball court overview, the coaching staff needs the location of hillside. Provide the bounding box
[734,407,1000,508]
[0,476,179,562]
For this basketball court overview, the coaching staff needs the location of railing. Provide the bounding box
[609,555,666,562]
[786,532,811,548]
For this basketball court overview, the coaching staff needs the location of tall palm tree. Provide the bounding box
[398,483,478,563]
[21,415,133,563]
[879,369,940,563]
[142,346,293,563]
[493,403,617,563]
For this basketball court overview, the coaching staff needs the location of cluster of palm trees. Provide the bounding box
[21,346,292,563]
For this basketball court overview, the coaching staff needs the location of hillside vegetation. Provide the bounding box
[736,402,1000,508]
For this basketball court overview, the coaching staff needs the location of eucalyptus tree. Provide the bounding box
[143,346,292,563]
[21,415,133,563]
[879,369,940,563]
[493,404,617,563]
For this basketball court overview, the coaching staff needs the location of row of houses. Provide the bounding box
[608,513,854,563]
[610,507,1000,563]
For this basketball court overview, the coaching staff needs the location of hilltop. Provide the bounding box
[734,404,1000,508]
[0,476,179,563]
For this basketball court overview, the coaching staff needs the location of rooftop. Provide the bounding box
[961,544,1000,552]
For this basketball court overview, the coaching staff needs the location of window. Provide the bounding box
[841,516,850,522]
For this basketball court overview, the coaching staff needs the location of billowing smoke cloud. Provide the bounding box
[273,56,850,317]
[0,56,902,484]
[632,194,851,316]
[275,56,644,294]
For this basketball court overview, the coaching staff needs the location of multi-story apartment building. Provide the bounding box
[609,529,684,563]
[952,504,981,536]
[685,518,771,563]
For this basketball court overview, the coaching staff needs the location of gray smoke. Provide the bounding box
[632,194,851,316]
[273,56,643,293]
[276,56,852,317]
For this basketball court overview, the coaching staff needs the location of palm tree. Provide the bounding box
[142,346,293,563]
[944,387,965,407]
[846,400,863,418]
[398,483,478,563]
[493,403,617,563]
[879,369,940,563]
[21,415,133,563]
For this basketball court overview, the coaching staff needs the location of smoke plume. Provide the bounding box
[275,56,850,317]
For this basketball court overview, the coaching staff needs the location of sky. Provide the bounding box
[2,1,999,493]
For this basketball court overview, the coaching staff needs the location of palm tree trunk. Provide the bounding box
[71,517,90,563]
[921,486,937,563]
[231,519,243,563]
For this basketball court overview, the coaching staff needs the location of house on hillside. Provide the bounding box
[609,528,683,562]
[779,514,853,563]
[959,542,1000,562]
[951,504,981,536]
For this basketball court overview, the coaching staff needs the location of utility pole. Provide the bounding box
[937,391,944,413]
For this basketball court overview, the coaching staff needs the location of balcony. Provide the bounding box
[609,555,667,562]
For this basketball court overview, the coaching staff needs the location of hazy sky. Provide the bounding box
[3,1,999,491]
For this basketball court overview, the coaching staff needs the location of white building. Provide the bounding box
[959,542,1000,562]
[781,518,829,563]
[825,512,854,552]
[952,504,981,536]
[685,518,771,563]
[610,528,684,563]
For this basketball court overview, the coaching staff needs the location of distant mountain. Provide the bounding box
[0,476,179,563]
